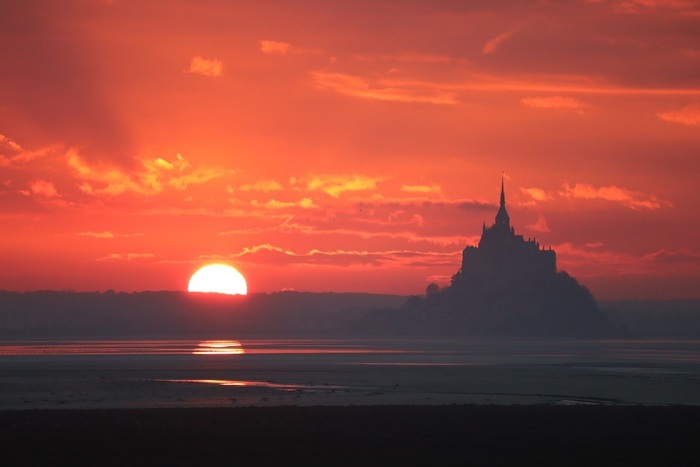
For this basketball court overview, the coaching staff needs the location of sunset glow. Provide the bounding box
[1,1,699,299]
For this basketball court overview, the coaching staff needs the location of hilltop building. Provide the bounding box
[359,177,609,336]
[456,178,556,292]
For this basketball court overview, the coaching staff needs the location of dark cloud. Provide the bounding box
[644,249,700,264]
[356,197,494,211]
[229,244,460,268]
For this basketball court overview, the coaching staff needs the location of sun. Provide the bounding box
[188,264,248,295]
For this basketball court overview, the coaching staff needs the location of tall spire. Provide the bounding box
[500,173,506,207]
[495,173,510,228]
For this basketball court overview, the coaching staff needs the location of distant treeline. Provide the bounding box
[0,290,405,338]
[0,291,699,338]
[600,300,700,338]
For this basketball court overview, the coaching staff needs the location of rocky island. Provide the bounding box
[361,178,609,336]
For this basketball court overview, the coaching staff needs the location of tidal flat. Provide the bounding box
[2,337,699,409]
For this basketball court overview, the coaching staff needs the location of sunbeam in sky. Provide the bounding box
[1,1,699,299]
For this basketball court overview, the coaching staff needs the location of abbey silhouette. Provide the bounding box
[361,177,609,336]
[455,177,556,292]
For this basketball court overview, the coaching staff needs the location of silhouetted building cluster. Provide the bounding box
[456,178,556,293]
[360,178,609,336]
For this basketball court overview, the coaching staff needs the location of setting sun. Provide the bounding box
[188,264,248,295]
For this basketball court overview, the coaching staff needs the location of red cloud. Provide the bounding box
[521,96,588,110]
[227,243,462,268]
[658,104,700,126]
[560,182,667,210]
[185,56,223,77]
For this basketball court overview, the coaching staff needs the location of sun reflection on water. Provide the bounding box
[192,340,244,355]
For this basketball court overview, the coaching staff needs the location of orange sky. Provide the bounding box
[1,0,699,299]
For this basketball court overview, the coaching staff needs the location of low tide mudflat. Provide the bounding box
[2,337,700,409]
[3,338,700,465]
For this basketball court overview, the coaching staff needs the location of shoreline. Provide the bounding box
[4,336,700,409]
[6,369,699,410]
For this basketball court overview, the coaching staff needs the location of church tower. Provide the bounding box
[494,175,510,229]
[460,176,557,291]
[393,176,607,337]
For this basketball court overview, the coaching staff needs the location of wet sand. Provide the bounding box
[3,339,700,465]
[4,363,700,410]
[3,337,700,409]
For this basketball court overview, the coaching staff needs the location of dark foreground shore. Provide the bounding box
[2,405,700,466]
